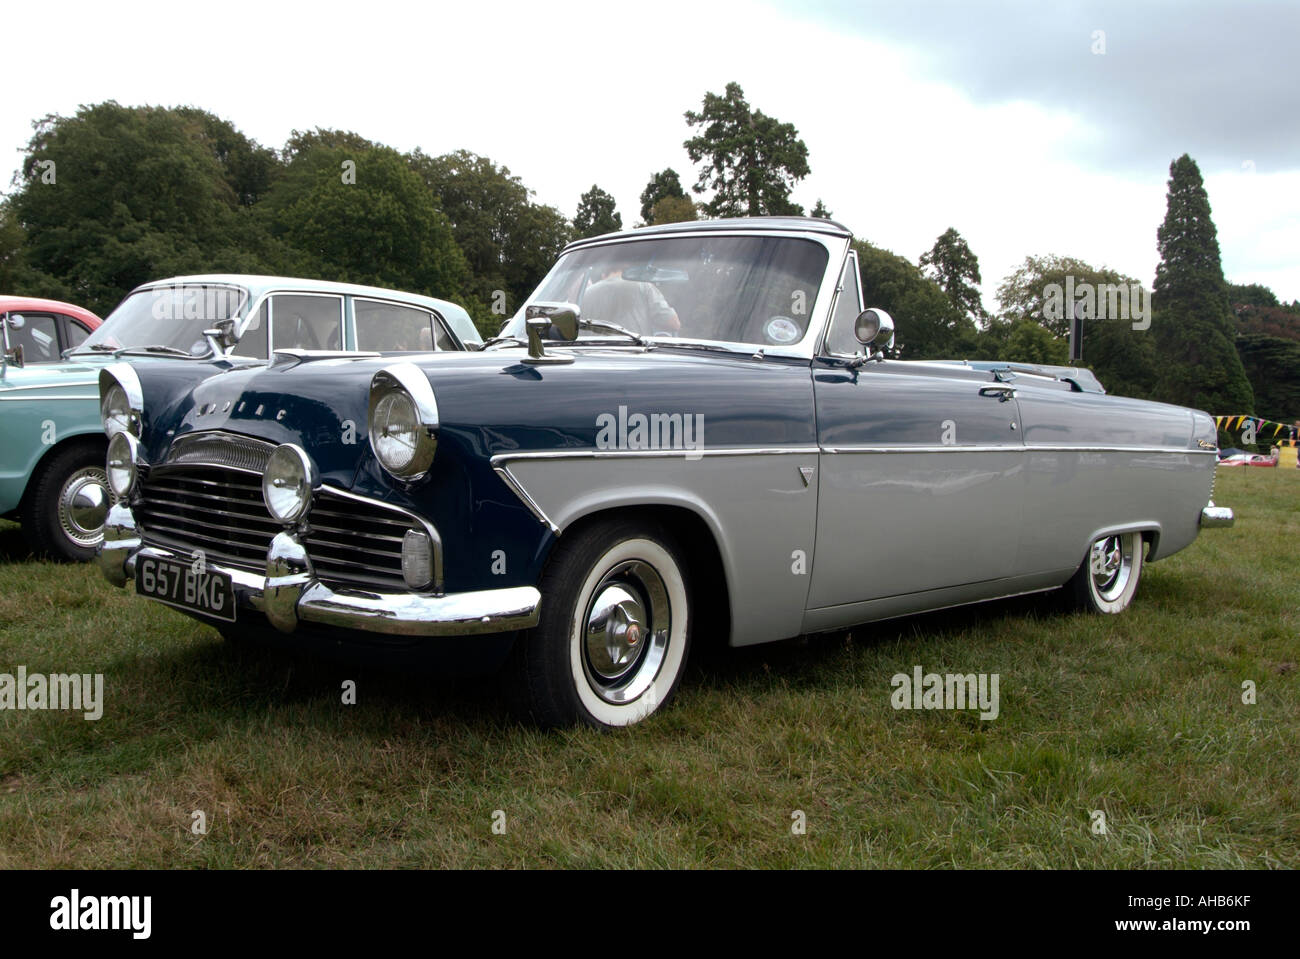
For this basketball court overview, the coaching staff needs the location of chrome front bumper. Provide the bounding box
[98,504,541,637]
[1200,501,1235,529]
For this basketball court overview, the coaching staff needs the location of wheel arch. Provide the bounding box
[16,430,108,511]
[551,499,733,651]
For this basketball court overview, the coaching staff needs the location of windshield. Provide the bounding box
[500,234,830,348]
[77,284,248,356]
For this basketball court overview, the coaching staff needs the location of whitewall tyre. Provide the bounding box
[511,519,691,728]
[1063,531,1144,614]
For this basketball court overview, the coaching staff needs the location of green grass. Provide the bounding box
[1,466,1296,868]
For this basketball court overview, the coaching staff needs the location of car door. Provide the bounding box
[806,255,1026,623]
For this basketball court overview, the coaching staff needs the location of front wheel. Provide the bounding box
[19,442,109,562]
[1061,531,1144,614]
[510,519,691,728]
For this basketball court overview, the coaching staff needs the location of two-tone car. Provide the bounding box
[97,218,1233,727]
[3,276,478,560]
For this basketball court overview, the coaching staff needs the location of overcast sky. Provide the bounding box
[2,0,1295,306]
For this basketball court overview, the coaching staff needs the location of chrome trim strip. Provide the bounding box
[491,447,817,466]
[0,380,98,391]
[821,445,1217,455]
[0,394,99,401]
[493,464,559,532]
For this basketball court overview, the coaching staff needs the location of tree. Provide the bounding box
[920,228,986,323]
[649,195,698,225]
[683,82,810,217]
[996,253,1159,398]
[174,107,280,207]
[573,185,622,239]
[1151,154,1255,415]
[852,240,973,359]
[639,169,686,225]
[1236,334,1300,425]
[257,141,468,300]
[409,148,567,319]
[8,102,278,315]
[811,199,832,219]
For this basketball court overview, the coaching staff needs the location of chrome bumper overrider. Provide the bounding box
[1200,501,1235,528]
[97,503,540,637]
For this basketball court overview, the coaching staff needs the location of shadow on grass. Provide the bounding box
[0,522,36,564]
[128,589,1058,727]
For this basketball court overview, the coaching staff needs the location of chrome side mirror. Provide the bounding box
[854,308,895,351]
[523,302,579,364]
[202,317,240,354]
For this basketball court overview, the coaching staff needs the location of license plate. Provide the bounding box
[135,556,236,622]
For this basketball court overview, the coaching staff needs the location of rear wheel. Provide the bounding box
[509,519,691,728]
[1062,531,1144,614]
[20,442,109,562]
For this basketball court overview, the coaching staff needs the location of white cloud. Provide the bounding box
[3,0,1295,307]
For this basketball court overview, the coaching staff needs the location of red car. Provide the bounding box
[0,295,102,363]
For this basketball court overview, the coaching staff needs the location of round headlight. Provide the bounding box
[371,389,422,474]
[101,384,133,437]
[368,364,439,480]
[262,444,314,525]
[106,431,138,500]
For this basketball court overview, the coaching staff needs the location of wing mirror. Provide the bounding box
[852,308,895,363]
[2,313,24,369]
[523,302,579,364]
[202,317,240,354]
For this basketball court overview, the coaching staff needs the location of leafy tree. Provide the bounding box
[1236,334,1300,424]
[8,102,276,315]
[683,82,810,217]
[996,253,1159,398]
[573,185,622,239]
[810,199,832,219]
[649,195,698,225]
[257,142,468,300]
[920,228,986,323]
[852,240,972,359]
[282,128,384,162]
[1002,318,1069,365]
[409,148,570,318]
[174,107,280,207]
[639,169,686,225]
[1151,154,1255,415]
[501,202,572,309]
[1228,282,1279,308]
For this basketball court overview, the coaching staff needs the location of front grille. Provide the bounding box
[136,466,425,593]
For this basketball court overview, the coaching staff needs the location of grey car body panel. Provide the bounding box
[498,449,820,645]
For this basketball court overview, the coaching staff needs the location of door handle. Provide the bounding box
[979,385,1016,402]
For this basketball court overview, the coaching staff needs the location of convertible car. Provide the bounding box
[97,218,1234,727]
[2,276,477,561]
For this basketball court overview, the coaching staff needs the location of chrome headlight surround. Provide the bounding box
[98,364,144,438]
[105,430,142,502]
[262,444,318,526]
[368,363,439,480]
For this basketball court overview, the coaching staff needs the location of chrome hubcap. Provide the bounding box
[582,560,671,704]
[59,467,109,548]
[1089,534,1134,602]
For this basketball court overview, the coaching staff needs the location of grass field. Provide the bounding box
[0,466,1296,869]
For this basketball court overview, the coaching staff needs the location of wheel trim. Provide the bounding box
[579,559,671,705]
[58,467,109,548]
[1090,534,1135,603]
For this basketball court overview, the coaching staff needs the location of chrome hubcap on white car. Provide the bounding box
[1089,534,1134,603]
[582,560,670,704]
